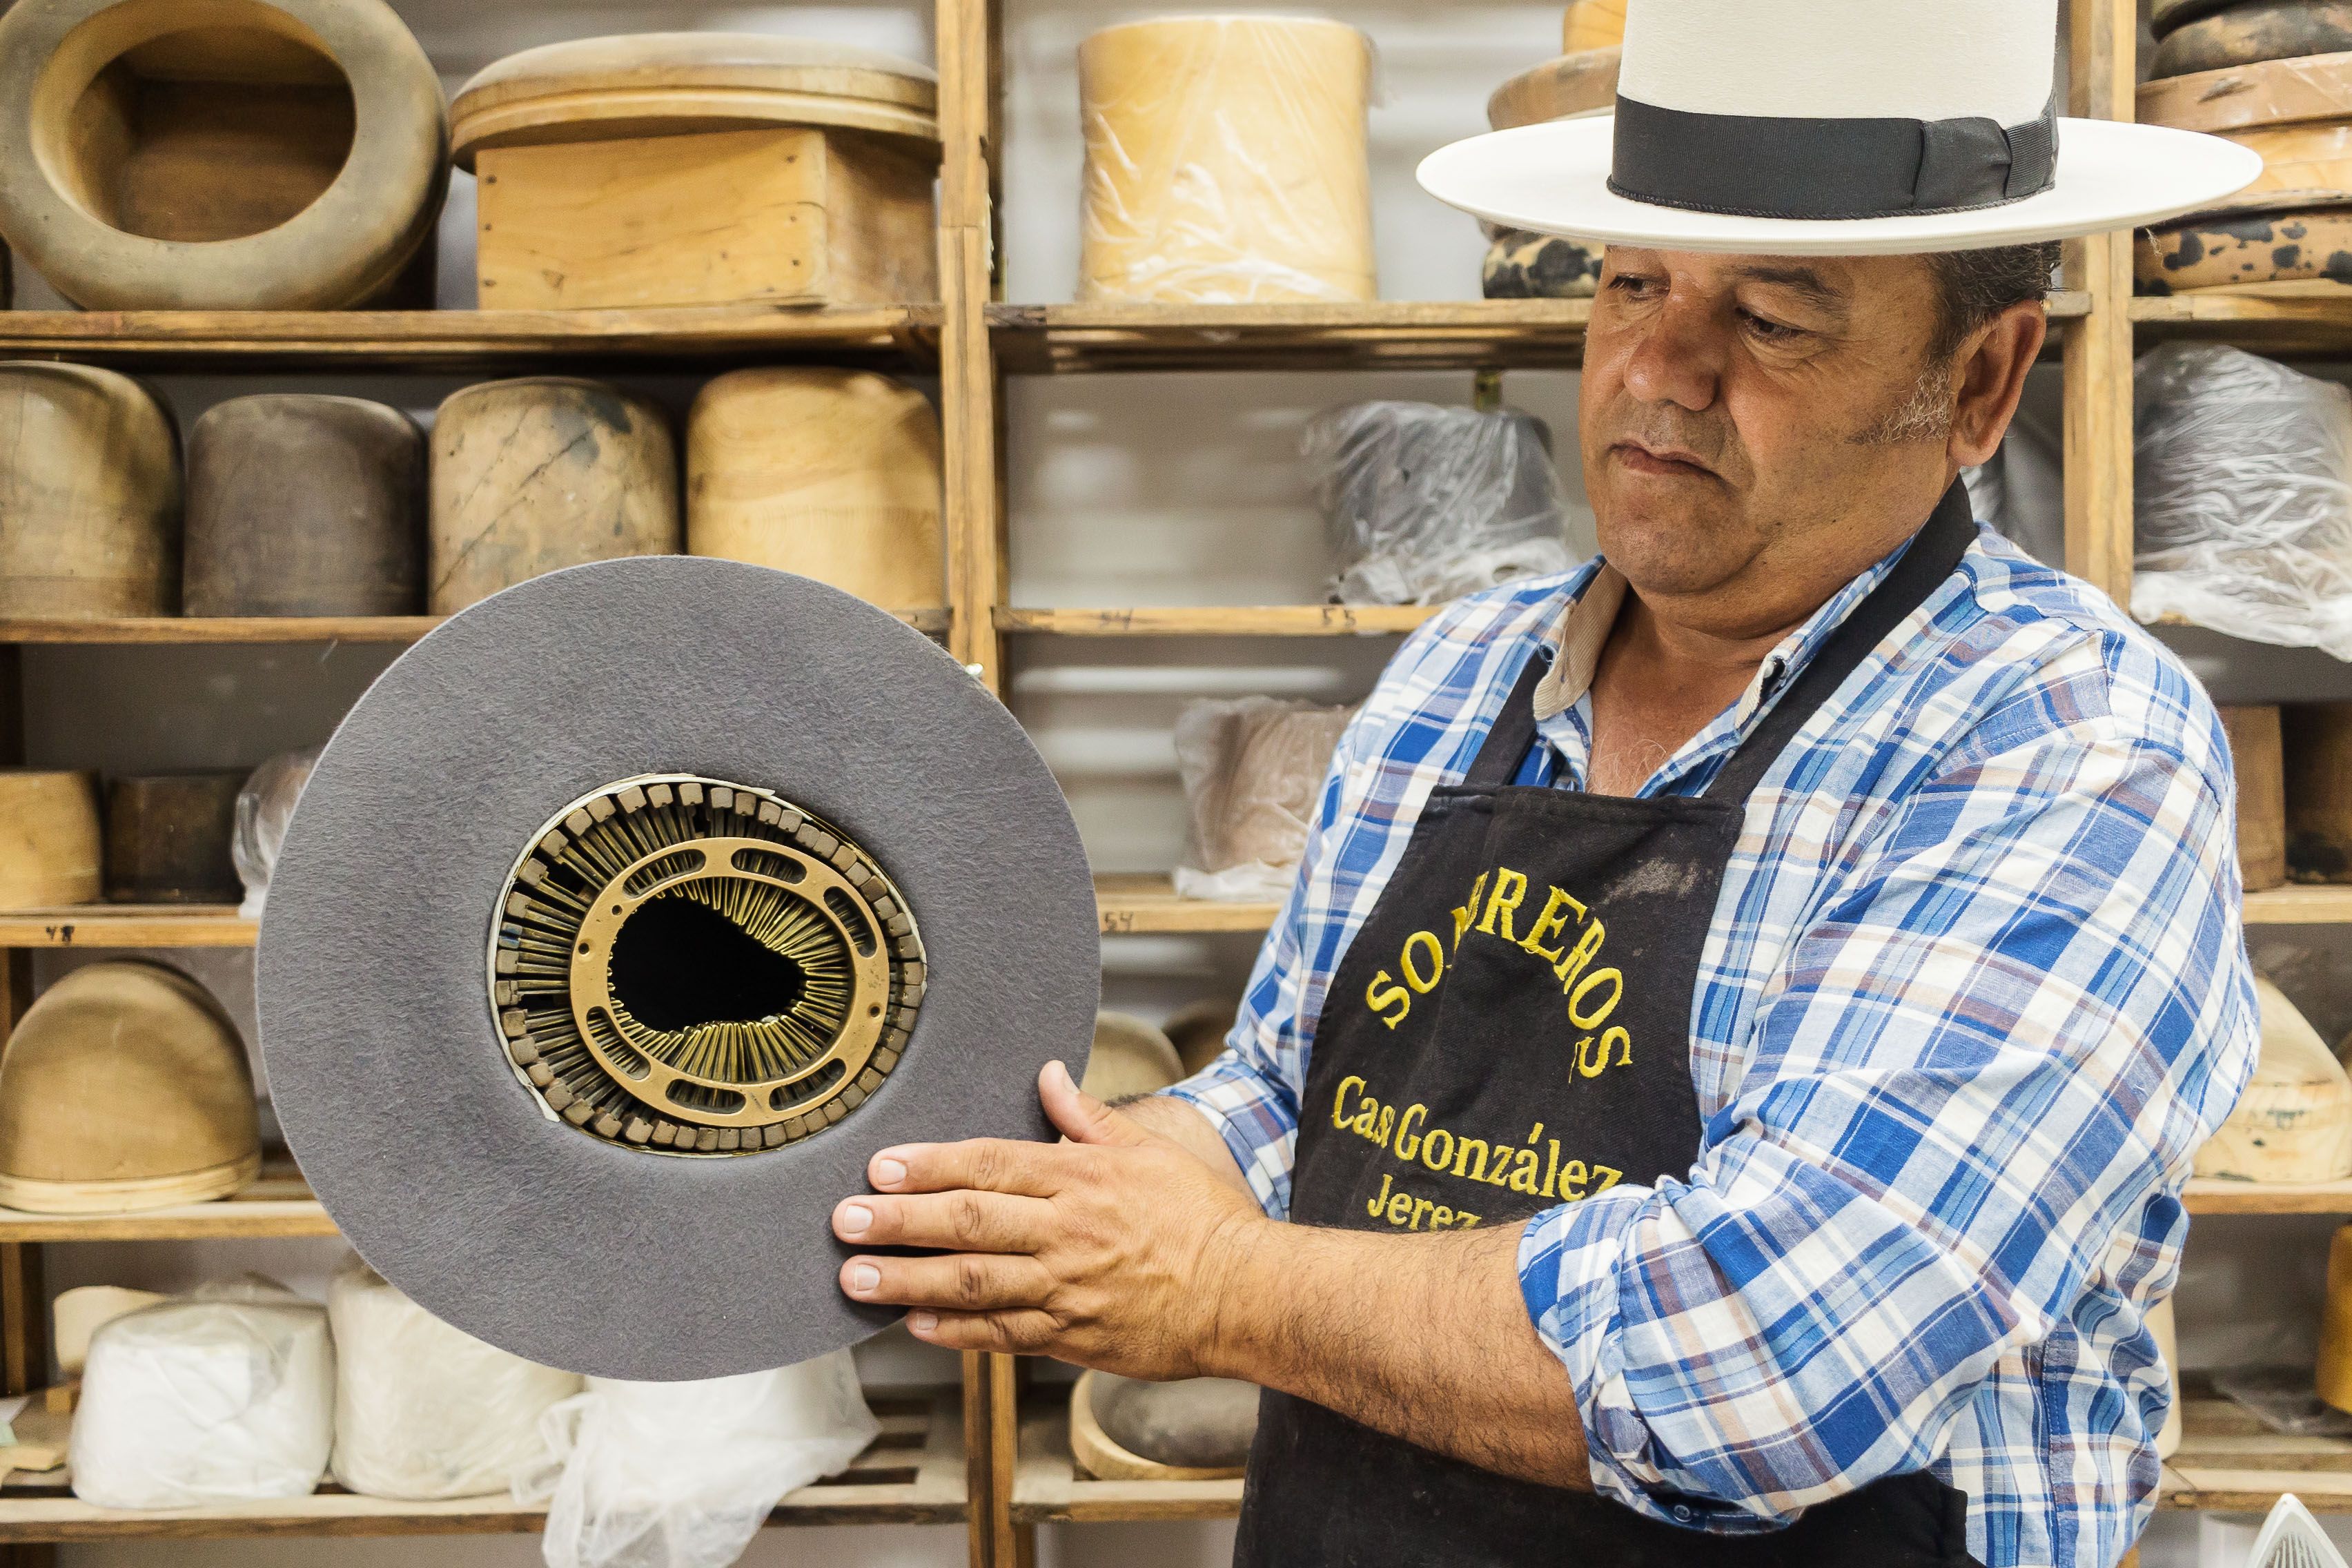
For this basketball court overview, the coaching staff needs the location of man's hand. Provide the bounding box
[834,1061,1271,1380]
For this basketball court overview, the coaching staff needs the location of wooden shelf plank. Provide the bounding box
[1000,605,1435,638]
[0,306,941,370]
[1095,875,1279,935]
[0,907,255,948]
[2132,288,2352,355]
[990,293,2088,374]
[0,607,950,645]
[2244,886,2352,925]
[0,1169,333,1242]
[0,1391,966,1538]
[1010,1396,1242,1525]
[2161,1399,2352,1511]
[2183,1177,2352,1215]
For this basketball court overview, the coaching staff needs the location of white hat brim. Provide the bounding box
[1418,116,2264,255]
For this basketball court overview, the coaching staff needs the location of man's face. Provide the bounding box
[1578,248,1963,625]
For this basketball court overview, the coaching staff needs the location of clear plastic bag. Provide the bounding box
[329,1255,582,1500]
[234,744,321,918]
[1077,17,1376,304]
[515,1354,879,1568]
[2132,342,2352,658]
[1174,698,1354,902]
[70,1275,333,1508]
[1305,402,1580,606]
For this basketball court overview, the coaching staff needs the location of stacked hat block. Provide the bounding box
[2139,0,2352,293]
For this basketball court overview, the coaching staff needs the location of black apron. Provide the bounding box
[1233,485,1984,1568]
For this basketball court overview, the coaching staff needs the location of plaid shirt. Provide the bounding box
[1166,522,2258,1568]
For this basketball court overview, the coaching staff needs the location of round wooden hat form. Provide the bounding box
[1561,0,1627,53]
[449,33,939,164]
[1080,1012,1182,1102]
[429,379,680,616]
[186,395,424,618]
[106,772,246,904]
[687,369,945,615]
[0,0,447,310]
[2137,197,2352,291]
[1480,50,1615,298]
[2193,976,2352,1184]
[257,556,1099,1379]
[1161,997,1239,1077]
[1078,17,1375,304]
[0,771,102,910]
[0,362,179,618]
[0,961,259,1215]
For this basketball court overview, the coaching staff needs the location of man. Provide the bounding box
[833,3,2268,1564]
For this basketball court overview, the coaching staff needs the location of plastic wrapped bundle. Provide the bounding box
[1307,402,1578,605]
[1078,17,1375,304]
[2133,343,2352,658]
[1175,698,1353,901]
[70,1277,333,1508]
[518,1354,879,1568]
[329,1257,582,1500]
[233,745,322,918]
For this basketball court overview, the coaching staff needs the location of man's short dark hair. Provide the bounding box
[1925,242,2062,360]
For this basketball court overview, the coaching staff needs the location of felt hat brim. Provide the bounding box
[1419,115,2264,255]
[257,558,1101,1380]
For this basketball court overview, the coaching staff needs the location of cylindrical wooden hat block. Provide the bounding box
[686,369,944,614]
[0,961,258,1214]
[0,772,101,909]
[184,395,424,617]
[2288,705,2352,880]
[105,772,246,904]
[1078,17,1375,304]
[1081,1013,1184,1103]
[429,379,680,615]
[0,362,179,618]
[2319,1224,2352,1412]
[451,35,939,311]
[0,0,447,309]
[2222,705,2289,892]
[1561,0,1626,53]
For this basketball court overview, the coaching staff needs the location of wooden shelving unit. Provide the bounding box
[2160,1395,2352,1513]
[1012,1393,1242,1525]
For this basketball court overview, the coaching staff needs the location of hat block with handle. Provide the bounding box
[1420,0,2262,255]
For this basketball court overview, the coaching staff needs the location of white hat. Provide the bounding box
[1418,0,2262,255]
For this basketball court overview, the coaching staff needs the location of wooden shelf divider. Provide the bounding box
[1000,605,1435,638]
[0,609,948,646]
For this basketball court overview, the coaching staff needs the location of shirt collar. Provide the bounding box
[1530,538,1916,732]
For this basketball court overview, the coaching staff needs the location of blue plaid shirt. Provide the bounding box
[1166,522,2259,1568]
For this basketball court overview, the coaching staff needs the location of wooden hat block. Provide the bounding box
[2318,1224,2352,1412]
[1561,0,1627,53]
[105,772,245,904]
[0,362,179,618]
[429,378,680,615]
[0,0,447,309]
[185,395,424,617]
[2193,976,2352,1184]
[1081,1012,1183,1103]
[2154,2,2352,81]
[1077,17,1375,304]
[1481,50,1618,299]
[0,961,259,1215]
[687,369,944,614]
[2222,706,2289,892]
[1070,1370,1249,1482]
[0,772,102,910]
[1162,997,1241,1077]
[451,35,940,311]
[2288,704,2352,880]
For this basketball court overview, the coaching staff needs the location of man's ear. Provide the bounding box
[1946,302,2047,470]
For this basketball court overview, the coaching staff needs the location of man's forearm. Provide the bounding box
[1202,1216,1594,1489]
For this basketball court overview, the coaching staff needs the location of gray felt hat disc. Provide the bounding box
[257,558,1099,1380]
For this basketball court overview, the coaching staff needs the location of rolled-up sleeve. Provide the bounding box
[1516,699,2260,1529]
